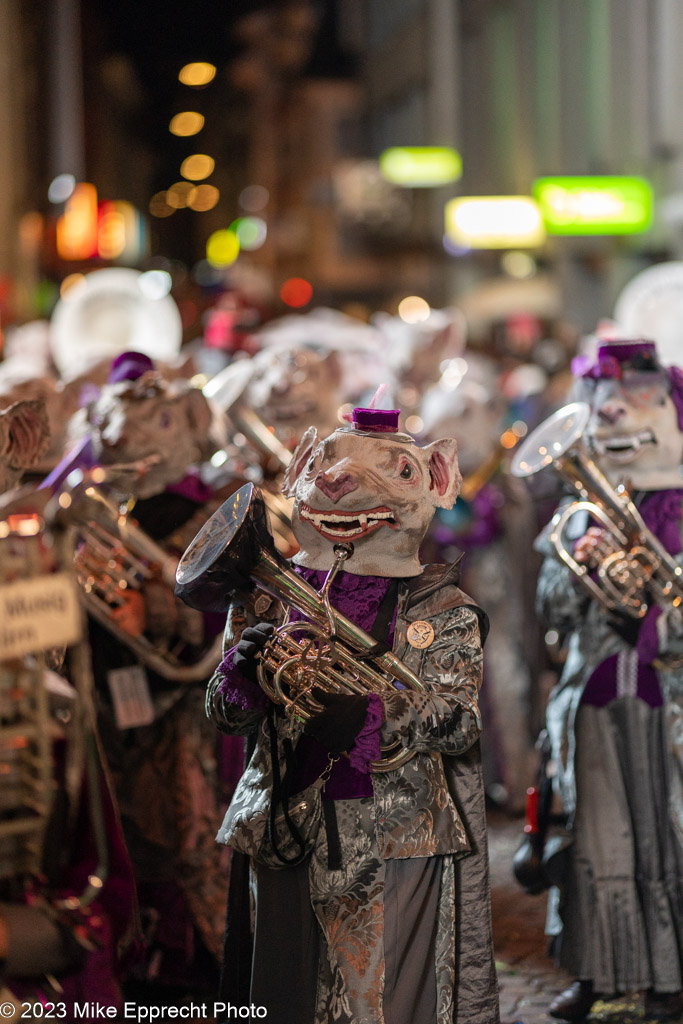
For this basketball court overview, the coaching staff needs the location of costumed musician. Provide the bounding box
[177,406,500,1024]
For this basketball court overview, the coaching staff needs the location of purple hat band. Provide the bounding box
[352,407,400,433]
[108,350,155,384]
[571,339,660,381]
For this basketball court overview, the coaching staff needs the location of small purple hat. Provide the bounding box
[351,407,401,433]
[107,350,155,384]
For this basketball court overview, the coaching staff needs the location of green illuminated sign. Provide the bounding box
[380,147,462,187]
[533,176,653,235]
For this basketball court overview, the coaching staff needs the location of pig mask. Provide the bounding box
[70,364,214,499]
[282,408,462,577]
[574,340,683,491]
[0,399,51,493]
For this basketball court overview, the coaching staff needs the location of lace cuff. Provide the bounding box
[216,647,269,711]
[348,693,384,774]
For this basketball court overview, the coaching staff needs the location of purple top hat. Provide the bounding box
[351,407,401,433]
[107,350,155,384]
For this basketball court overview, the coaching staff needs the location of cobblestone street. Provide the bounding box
[488,813,679,1024]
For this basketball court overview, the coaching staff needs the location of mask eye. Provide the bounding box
[399,463,413,479]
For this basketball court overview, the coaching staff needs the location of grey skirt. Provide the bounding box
[560,697,683,994]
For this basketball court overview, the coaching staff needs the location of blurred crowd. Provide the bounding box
[0,268,583,1017]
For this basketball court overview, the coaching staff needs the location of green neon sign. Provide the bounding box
[533,176,653,234]
[380,147,462,187]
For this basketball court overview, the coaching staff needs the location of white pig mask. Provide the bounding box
[575,340,683,491]
[282,408,462,577]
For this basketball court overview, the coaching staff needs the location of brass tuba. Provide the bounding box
[511,401,683,619]
[175,483,424,771]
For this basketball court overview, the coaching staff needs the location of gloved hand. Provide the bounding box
[233,623,275,682]
[303,688,369,755]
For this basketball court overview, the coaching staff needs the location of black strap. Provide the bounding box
[355,578,401,660]
[322,800,342,870]
[266,707,309,866]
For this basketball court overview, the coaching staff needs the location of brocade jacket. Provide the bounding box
[206,561,488,859]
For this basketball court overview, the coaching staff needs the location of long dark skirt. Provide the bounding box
[560,698,683,994]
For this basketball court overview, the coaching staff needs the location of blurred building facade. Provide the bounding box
[3,1,683,331]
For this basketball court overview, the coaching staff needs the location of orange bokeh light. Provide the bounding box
[280,278,313,308]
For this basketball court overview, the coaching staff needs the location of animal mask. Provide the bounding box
[70,370,214,498]
[244,344,343,448]
[0,399,51,493]
[282,408,461,577]
[574,340,683,491]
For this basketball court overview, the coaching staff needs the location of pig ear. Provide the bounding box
[282,425,318,497]
[423,437,462,509]
[1,399,51,470]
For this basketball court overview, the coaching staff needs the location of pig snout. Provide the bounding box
[314,469,358,502]
[597,401,627,426]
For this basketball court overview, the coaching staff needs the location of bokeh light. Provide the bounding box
[405,415,424,434]
[280,278,313,308]
[166,181,196,209]
[178,62,216,87]
[48,173,76,204]
[139,270,173,300]
[180,154,215,181]
[397,295,431,323]
[169,111,205,137]
[230,217,267,251]
[239,185,269,212]
[501,251,537,279]
[149,192,175,218]
[206,229,240,268]
[59,273,85,297]
[187,184,220,212]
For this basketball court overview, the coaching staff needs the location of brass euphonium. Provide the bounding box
[175,483,424,771]
[511,401,683,619]
[66,468,223,682]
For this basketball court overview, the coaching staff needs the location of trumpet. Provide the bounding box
[175,483,424,771]
[65,469,223,682]
[511,401,683,620]
[203,360,293,473]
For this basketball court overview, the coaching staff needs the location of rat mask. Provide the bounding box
[282,408,461,577]
[574,340,683,491]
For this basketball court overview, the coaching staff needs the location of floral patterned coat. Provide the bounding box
[207,561,500,1024]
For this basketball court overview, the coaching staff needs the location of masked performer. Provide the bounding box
[66,352,239,1002]
[185,407,499,1024]
[0,399,136,1015]
[535,340,683,1022]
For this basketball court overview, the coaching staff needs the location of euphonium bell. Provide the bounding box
[511,401,683,619]
[175,483,424,771]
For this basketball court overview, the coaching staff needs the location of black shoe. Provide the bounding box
[549,980,598,1021]
[644,990,683,1022]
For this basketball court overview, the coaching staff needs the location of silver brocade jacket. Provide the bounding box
[206,562,486,859]
[535,512,683,843]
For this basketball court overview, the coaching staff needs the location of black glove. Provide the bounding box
[303,688,369,755]
[234,623,275,682]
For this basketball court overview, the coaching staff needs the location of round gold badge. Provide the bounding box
[406,620,435,649]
